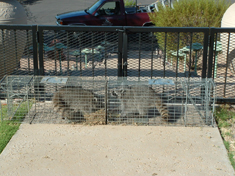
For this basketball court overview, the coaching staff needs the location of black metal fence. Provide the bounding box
[0,25,235,101]
[209,28,235,102]
[0,25,38,78]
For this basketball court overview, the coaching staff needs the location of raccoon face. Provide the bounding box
[91,96,104,110]
[111,89,122,97]
[111,90,119,97]
[111,87,127,99]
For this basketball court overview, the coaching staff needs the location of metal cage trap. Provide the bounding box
[0,76,216,126]
[0,76,33,122]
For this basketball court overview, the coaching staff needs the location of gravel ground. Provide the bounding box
[0,124,234,176]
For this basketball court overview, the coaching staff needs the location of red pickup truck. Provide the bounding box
[56,0,157,26]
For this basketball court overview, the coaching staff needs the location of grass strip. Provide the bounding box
[215,104,235,170]
[0,101,32,154]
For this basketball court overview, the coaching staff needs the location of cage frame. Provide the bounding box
[1,75,216,127]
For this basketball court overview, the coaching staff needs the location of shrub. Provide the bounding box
[124,0,136,7]
[149,0,230,28]
[148,0,230,68]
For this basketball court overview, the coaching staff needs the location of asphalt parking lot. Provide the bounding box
[24,0,157,25]
[23,0,235,25]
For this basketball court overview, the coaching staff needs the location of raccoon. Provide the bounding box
[111,85,169,121]
[52,86,102,121]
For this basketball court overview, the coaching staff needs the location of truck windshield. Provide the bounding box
[86,0,103,14]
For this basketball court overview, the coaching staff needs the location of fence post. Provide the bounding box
[208,28,215,78]
[35,26,45,100]
[38,26,44,75]
[201,29,210,78]
[122,28,128,77]
[32,25,39,75]
[117,28,123,77]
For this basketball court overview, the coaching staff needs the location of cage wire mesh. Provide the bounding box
[0,75,33,122]
[23,76,107,124]
[41,29,119,77]
[1,76,216,126]
[107,77,216,126]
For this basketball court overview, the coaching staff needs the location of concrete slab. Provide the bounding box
[0,124,234,176]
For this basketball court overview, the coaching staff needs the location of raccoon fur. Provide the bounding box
[111,85,169,120]
[52,86,103,121]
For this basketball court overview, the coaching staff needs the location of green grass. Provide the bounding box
[224,141,230,151]
[0,120,21,154]
[0,101,32,154]
[216,105,235,128]
[215,104,235,170]
[225,131,232,137]
[229,153,235,169]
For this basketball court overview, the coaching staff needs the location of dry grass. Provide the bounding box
[83,109,106,125]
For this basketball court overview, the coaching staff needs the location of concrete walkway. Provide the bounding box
[0,124,234,176]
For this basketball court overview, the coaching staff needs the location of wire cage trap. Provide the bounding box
[107,78,216,126]
[0,75,33,122]
[0,76,216,126]
[25,76,107,124]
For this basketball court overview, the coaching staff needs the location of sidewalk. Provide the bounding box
[0,124,234,176]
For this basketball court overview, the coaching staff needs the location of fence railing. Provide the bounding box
[0,25,235,101]
[209,28,235,102]
[123,27,210,79]
[0,25,38,78]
